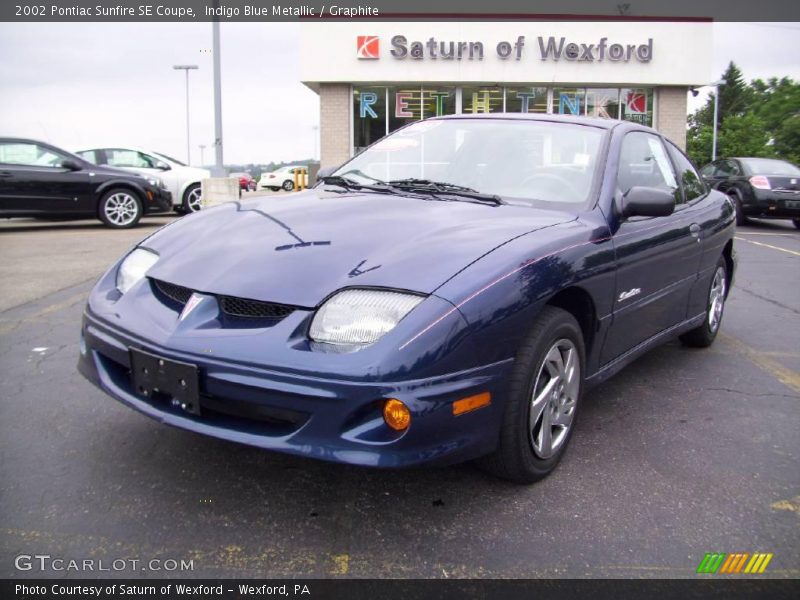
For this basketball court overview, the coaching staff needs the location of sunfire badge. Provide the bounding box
[357,36,380,59]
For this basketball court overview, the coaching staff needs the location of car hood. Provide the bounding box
[143,190,574,307]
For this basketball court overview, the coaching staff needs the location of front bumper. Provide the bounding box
[77,309,511,468]
[143,188,173,214]
[745,189,800,219]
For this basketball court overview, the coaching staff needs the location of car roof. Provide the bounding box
[433,112,626,130]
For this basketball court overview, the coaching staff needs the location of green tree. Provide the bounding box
[716,114,773,159]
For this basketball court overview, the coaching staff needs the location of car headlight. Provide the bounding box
[116,248,159,294]
[147,177,165,189]
[309,289,424,346]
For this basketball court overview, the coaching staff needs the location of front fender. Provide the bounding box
[422,215,616,369]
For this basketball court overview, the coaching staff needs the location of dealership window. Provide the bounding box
[586,88,622,119]
[553,88,587,116]
[620,88,653,127]
[505,86,548,113]
[352,85,654,152]
[461,86,504,114]
[353,86,387,153]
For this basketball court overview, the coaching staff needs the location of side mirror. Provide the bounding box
[155,161,171,171]
[61,159,81,171]
[621,186,675,218]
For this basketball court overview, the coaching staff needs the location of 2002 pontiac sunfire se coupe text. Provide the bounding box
[78,115,736,483]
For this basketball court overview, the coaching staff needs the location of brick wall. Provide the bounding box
[319,83,351,168]
[656,86,688,150]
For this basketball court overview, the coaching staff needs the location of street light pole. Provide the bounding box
[710,79,726,161]
[211,18,224,176]
[173,64,198,165]
[199,144,206,166]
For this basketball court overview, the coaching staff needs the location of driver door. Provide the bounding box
[601,132,703,363]
[0,140,91,214]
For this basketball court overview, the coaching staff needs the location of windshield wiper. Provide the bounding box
[387,178,505,205]
[319,175,394,194]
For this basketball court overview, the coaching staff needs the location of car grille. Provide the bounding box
[153,279,193,305]
[151,278,295,321]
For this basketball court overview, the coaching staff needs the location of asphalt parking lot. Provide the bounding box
[0,211,798,579]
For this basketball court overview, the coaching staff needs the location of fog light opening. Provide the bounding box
[383,399,411,431]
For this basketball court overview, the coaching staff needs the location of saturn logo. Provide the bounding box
[357,35,380,59]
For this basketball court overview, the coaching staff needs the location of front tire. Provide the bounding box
[98,189,142,229]
[477,306,585,484]
[182,184,203,213]
[793,219,800,230]
[282,179,294,192]
[680,257,728,348]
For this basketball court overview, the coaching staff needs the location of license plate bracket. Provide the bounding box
[129,348,201,415]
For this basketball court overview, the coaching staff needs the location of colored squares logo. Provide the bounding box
[697,552,773,574]
[357,36,380,59]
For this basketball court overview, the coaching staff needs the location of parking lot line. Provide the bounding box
[734,236,800,257]
[720,333,800,394]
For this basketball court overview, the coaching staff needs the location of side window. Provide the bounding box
[713,160,738,178]
[106,149,155,169]
[0,142,68,168]
[617,132,678,200]
[666,142,706,203]
[700,163,715,178]
[76,150,97,164]
[726,160,741,176]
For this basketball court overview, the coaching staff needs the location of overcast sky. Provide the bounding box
[0,22,798,166]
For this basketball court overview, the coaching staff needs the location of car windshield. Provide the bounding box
[334,118,605,206]
[152,151,186,166]
[741,158,800,176]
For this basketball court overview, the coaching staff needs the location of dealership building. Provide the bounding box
[301,21,712,167]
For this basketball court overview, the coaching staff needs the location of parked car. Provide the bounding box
[700,157,800,228]
[258,165,307,191]
[0,137,171,228]
[76,147,210,214]
[230,172,256,192]
[78,115,735,483]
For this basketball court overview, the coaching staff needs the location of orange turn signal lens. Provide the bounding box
[452,392,491,416]
[383,399,411,431]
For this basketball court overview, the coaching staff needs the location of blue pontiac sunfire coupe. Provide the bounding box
[78,114,736,483]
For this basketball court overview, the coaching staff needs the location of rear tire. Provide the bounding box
[98,189,142,229]
[477,306,585,484]
[729,190,747,226]
[680,256,728,348]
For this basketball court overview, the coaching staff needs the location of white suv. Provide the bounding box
[76,147,211,213]
[258,165,307,191]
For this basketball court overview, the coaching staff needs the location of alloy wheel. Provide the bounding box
[708,266,726,333]
[186,187,203,212]
[103,192,139,226]
[529,339,580,459]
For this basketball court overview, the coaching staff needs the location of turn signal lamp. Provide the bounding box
[383,399,411,431]
[453,392,491,416]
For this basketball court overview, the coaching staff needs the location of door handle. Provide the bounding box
[690,223,701,240]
